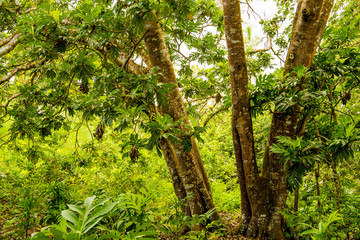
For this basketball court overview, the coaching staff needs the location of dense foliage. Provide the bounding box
[0,0,359,239]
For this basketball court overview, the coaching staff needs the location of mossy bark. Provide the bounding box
[108,41,191,216]
[144,13,218,222]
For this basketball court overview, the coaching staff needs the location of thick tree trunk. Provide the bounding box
[143,13,218,222]
[222,0,256,235]
[222,0,334,239]
[160,137,191,216]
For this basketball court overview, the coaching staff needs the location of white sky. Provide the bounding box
[241,0,285,68]
[242,0,278,43]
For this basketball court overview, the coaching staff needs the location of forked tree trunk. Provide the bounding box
[223,0,334,239]
[143,13,219,222]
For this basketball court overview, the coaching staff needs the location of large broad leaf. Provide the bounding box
[61,210,79,227]
[83,202,117,234]
[67,204,85,215]
[61,196,117,237]
[84,196,96,210]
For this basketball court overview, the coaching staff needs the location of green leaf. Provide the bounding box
[62,210,79,227]
[50,228,64,240]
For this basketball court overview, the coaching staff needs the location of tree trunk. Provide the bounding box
[315,162,321,207]
[222,0,334,239]
[331,162,341,211]
[160,137,191,216]
[143,13,219,222]
[294,188,299,212]
[106,41,192,216]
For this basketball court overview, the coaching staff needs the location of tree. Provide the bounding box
[222,0,334,238]
[0,0,221,228]
[143,11,218,224]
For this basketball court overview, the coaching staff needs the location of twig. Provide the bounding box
[75,117,85,150]
[171,47,191,61]
[312,118,330,142]
[50,73,75,117]
[0,93,22,117]
[247,37,272,54]
[86,119,95,144]
[203,106,229,127]
[242,0,264,21]
[271,47,285,64]
[335,109,355,123]
[122,29,150,70]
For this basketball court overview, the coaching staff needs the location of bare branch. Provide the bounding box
[203,106,229,127]
[247,37,272,54]
[122,29,149,69]
[171,47,191,61]
[241,0,264,22]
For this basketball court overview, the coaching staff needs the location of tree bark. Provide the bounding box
[315,162,321,207]
[294,188,299,212]
[143,13,219,222]
[106,41,191,215]
[222,0,334,239]
[0,33,20,57]
[331,162,341,211]
[160,137,191,216]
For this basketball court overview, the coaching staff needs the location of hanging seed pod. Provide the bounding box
[130,145,140,163]
[341,91,351,105]
[215,92,222,103]
[79,81,89,94]
[93,122,105,140]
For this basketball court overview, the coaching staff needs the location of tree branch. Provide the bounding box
[242,0,264,21]
[0,33,21,57]
[0,34,17,48]
[0,93,22,117]
[190,95,218,103]
[203,106,229,127]
[109,39,149,75]
[20,7,36,14]
[122,29,149,69]
[171,47,191,61]
[247,37,272,54]
[0,58,46,86]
